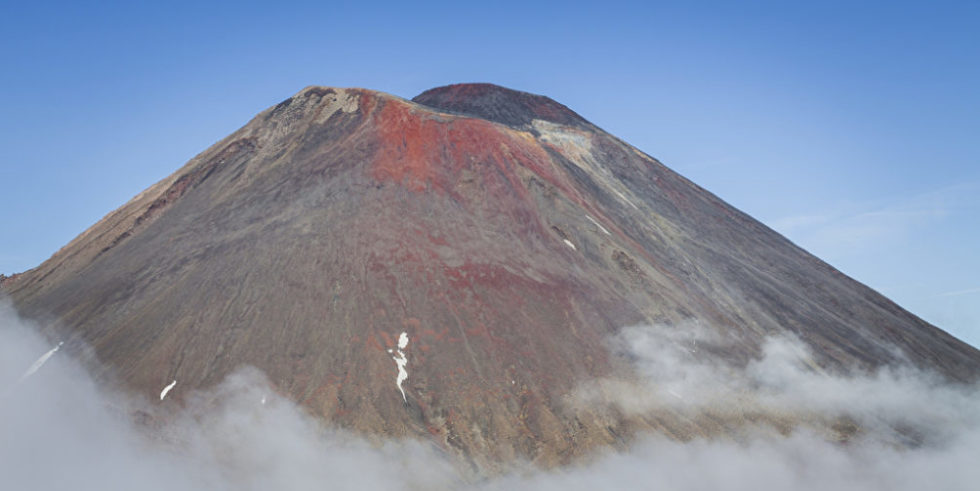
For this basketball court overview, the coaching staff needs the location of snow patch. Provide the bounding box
[585,215,611,235]
[160,380,177,401]
[613,189,639,210]
[388,332,410,402]
[18,341,63,383]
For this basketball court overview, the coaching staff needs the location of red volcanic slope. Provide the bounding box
[3,84,979,469]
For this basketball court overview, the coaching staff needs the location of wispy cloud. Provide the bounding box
[769,181,978,259]
[936,287,980,298]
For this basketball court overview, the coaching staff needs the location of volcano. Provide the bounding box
[3,83,978,468]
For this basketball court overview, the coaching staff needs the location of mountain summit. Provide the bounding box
[4,83,978,468]
[413,83,592,129]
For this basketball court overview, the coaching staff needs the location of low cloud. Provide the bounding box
[563,323,980,490]
[576,324,980,444]
[2,302,978,490]
[481,427,980,491]
[0,301,460,491]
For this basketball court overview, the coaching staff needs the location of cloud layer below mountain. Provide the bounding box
[2,303,977,490]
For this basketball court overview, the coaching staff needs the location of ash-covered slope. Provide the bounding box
[3,84,978,468]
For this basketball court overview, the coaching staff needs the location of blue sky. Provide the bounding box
[1,1,977,347]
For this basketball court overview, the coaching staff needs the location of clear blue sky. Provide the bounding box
[1,1,977,347]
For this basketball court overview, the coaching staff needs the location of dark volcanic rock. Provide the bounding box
[3,83,979,469]
[413,83,591,130]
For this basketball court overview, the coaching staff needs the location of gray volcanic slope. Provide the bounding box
[3,83,978,468]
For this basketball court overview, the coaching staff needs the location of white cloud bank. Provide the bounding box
[2,302,979,490]
[0,301,460,491]
[576,324,979,444]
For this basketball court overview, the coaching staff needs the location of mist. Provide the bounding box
[575,323,980,445]
[2,303,978,490]
[0,301,460,491]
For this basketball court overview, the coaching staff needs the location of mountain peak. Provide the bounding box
[412,83,591,129]
[5,82,979,470]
